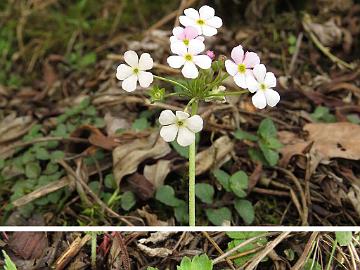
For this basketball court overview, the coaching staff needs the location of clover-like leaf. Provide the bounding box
[229,171,248,198]
[195,183,214,204]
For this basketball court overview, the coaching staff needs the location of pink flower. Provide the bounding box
[225,45,260,89]
[206,50,215,60]
[170,26,205,48]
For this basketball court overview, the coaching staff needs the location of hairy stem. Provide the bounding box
[91,232,97,270]
[154,75,190,92]
[188,100,198,226]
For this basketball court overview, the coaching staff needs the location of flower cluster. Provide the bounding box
[115,5,280,146]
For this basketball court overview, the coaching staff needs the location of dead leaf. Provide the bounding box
[0,113,34,143]
[104,113,130,136]
[127,173,155,200]
[8,232,48,260]
[195,136,234,175]
[278,131,311,167]
[137,206,169,226]
[306,19,344,47]
[138,232,174,244]
[112,133,171,185]
[137,243,173,257]
[348,185,360,217]
[143,160,171,189]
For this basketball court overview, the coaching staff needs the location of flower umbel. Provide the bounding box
[159,110,203,147]
[170,26,205,48]
[225,45,260,89]
[179,5,222,37]
[246,64,280,109]
[116,50,154,92]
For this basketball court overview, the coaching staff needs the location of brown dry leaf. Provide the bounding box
[137,243,173,258]
[0,113,34,143]
[195,136,234,175]
[138,232,174,244]
[127,173,155,200]
[348,185,360,217]
[137,206,169,226]
[104,112,130,136]
[112,133,171,185]
[143,160,171,189]
[278,131,310,167]
[8,232,48,260]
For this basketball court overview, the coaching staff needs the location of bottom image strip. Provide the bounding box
[0,231,359,270]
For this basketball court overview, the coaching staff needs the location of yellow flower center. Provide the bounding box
[177,120,185,127]
[238,64,246,73]
[260,83,267,91]
[184,54,193,61]
[133,67,139,74]
[197,19,205,25]
[183,39,189,46]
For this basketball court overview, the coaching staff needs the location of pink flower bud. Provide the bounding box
[206,50,215,60]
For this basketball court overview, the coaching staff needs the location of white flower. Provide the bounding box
[159,110,203,147]
[167,41,211,79]
[169,26,205,48]
[116,50,154,92]
[179,5,222,37]
[225,45,260,89]
[246,64,280,109]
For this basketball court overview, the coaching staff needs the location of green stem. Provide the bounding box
[207,90,248,97]
[326,239,337,270]
[154,75,190,92]
[91,232,97,270]
[188,101,198,226]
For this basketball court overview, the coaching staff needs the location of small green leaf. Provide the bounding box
[177,257,192,270]
[259,142,279,166]
[174,201,188,224]
[229,171,248,198]
[266,137,283,150]
[336,231,352,246]
[2,250,17,270]
[147,267,159,270]
[78,52,97,68]
[0,159,5,170]
[43,162,59,175]
[121,191,136,211]
[155,185,182,207]
[303,259,321,270]
[234,199,255,225]
[206,207,231,226]
[226,231,265,239]
[132,118,149,131]
[51,150,65,161]
[35,147,50,160]
[347,114,360,124]
[310,106,336,123]
[22,151,35,163]
[104,174,117,189]
[258,118,277,139]
[171,141,188,158]
[191,254,213,270]
[234,129,258,141]
[25,162,41,178]
[195,183,214,204]
[213,169,231,192]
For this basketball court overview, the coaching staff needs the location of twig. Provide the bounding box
[289,32,303,75]
[244,232,291,270]
[291,232,319,270]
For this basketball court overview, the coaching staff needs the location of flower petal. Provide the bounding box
[179,15,195,27]
[176,111,190,120]
[264,72,276,88]
[159,110,176,125]
[243,52,260,68]
[245,72,258,93]
[170,41,187,56]
[206,16,222,28]
[172,26,184,39]
[231,45,244,64]
[184,26,199,40]
[199,5,215,19]
[160,124,178,142]
[167,56,185,68]
[177,127,195,146]
[193,55,211,69]
[124,50,138,67]
[264,89,280,107]
[196,36,205,42]
[253,64,266,82]
[121,74,138,92]
[234,73,247,88]
[201,25,217,36]
[186,115,203,133]
[138,71,153,87]
[184,8,199,20]
[116,64,133,80]
[252,91,267,109]
[225,60,238,76]
[188,39,205,55]
[182,61,198,79]
[138,53,153,70]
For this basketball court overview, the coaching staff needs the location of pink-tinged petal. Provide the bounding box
[123,50,138,67]
[176,111,190,120]
[193,55,212,69]
[138,53,153,70]
[264,89,280,107]
[231,45,244,64]
[253,64,266,82]
[170,41,187,56]
[172,26,185,39]
[233,73,247,88]
[252,91,267,109]
[179,15,195,27]
[225,60,238,76]
[199,5,215,19]
[182,62,198,79]
[159,110,176,125]
[264,72,276,88]
[206,16,222,28]
[116,64,133,80]
[196,36,205,42]
[138,71,153,88]
[184,8,199,19]
[186,115,203,133]
[167,55,185,68]
[160,124,178,142]
[201,25,217,36]
[177,127,195,146]
[121,74,138,92]
[184,26,199,40]
[245,72,258,93]
[188,39,205,55]
[243,52,260,68]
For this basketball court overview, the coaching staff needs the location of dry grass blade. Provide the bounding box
[291,232,319,270]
